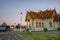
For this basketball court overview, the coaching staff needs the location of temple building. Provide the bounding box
[25,9,60,31]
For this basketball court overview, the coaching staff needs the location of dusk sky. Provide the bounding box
[0,0,60,25]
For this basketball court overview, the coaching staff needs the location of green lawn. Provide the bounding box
[20,31,60,40]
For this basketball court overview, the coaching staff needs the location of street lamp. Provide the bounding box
[20,12,23,26]
[20,12,23,32]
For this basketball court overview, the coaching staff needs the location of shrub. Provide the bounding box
[44,28,47,32]
[57,27,60,31]
[26,28,29,32]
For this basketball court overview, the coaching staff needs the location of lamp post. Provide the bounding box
[20,12,23,32]
[20,12,23,25]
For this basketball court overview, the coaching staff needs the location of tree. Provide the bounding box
[16,24,21,29]
[1,22,7,27]
[11,25,14,28]
[6,25,10,29]
[6,25,11,31]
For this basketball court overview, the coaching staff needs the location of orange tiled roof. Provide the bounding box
[25,9,57,20]
[54,14,60,22]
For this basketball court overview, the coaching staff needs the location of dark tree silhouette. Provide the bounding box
[1,22,7,27]
[16,24,21,29]
[6,25,11,31]
[6,25,10,29]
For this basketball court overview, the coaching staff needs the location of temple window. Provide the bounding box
[42,22,44,27]
[36,22,39,27]
[49,21,52,27]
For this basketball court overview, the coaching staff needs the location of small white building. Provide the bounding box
[25,9,60,31]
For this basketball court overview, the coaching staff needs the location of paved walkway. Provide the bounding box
[0,31,31,40]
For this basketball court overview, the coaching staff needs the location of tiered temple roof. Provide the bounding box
[25,9,60,22]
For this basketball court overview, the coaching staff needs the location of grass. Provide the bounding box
[20,31,60,40]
